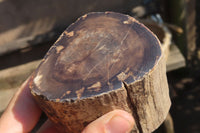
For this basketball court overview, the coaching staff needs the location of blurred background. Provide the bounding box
[0,0,199,132]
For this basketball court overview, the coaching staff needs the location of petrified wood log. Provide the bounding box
[29,12,171,133]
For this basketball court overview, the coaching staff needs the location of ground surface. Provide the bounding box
[168,68,200,133]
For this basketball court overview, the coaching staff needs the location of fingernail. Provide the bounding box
[105,114,134,133]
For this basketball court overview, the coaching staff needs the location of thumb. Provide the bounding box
[82,110,135,133]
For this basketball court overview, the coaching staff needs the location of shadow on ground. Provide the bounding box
[168,68,200,133]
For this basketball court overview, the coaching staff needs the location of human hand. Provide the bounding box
[0,77,134,133]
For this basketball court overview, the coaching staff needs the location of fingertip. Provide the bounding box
[109,109,135,125]
[37,119,58,133]
[82,110,134,133]
[0,76,42,133]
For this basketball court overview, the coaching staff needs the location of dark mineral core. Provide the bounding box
[30,12,161,101]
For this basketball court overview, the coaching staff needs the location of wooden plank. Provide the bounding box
[0,32,58,56]
[0,60,41,90]
[0,0,133,46]
[0,88,18,115]
[167,0,196,66]
[185,0,196,63]
[166,44,186,72]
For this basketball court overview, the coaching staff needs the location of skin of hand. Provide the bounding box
[0,77,135,133]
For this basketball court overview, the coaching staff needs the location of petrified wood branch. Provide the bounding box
[29,12,171,133]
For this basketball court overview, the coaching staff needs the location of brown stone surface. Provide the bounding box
[29,12,171,133]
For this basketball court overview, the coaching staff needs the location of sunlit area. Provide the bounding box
[0,0,199,133]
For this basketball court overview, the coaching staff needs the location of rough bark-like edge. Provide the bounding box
[29,12,171,133]
[30,54,170,133]
[31,85,137,133]
[124,54,171,133]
